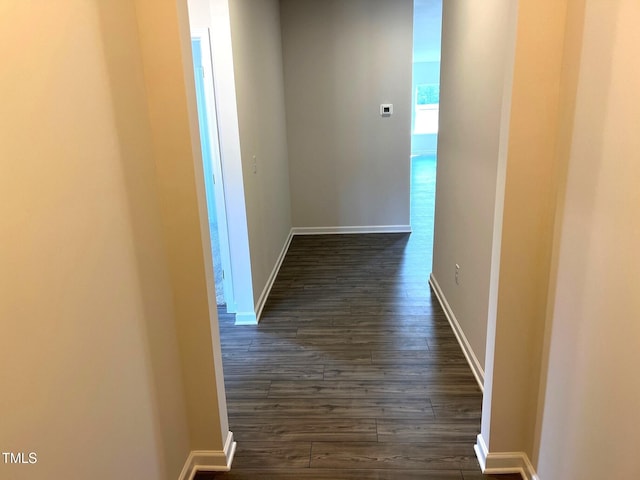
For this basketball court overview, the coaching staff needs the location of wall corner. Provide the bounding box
[179,431,237,480]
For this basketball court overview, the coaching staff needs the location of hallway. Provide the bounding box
[201,156,517,479]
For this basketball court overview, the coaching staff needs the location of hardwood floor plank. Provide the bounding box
[223,364,324,381]
[370,350,468,365]
[322,365,476,382]
[461,472,523,480]
[296,325,451,337]
[230,442,311,469]
[310,442,479,470]
[376,418,480,443]
[196,468,465,479]
[249,336,429,349]
[430,397,483,419]
[222,350,373,365]
[267,380,435,398]
[248,343,430,352]
[223,380,271,399]
[227,397,435,419]
[327,314,449,327]
[229,417,377,443]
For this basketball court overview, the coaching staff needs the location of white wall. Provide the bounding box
[535,0,640,476]
[187,0,292,319]
[228,0,293,304]
[281,0,413,229]
[0,1,191,477]
[432,0,517,373]
[186,0,256,323]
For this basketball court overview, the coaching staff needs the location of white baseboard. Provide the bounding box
[179,431,236,480]
[475,433,490,472]
[475,434,539,480]
[429,273,484,391]
[291,225,412,235]
[253,229,294,323]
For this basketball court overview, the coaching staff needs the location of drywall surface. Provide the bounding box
[535,0,640,476]
[432,0,516,373]
[229,0,293,303]
[482,0,569,455]
[281,0,413,228]
[135,0,229,448]
[0,1,190,478]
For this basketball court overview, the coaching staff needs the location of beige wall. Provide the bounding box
[435,0,575,458]
[0,1,191,478]
[281,0,413,229]
[534,0,640,476]
[8,2,637,477]
[0,0,229,477]
[432,0,518,372]
[134,0,229,450]
[229,0,293,302]
[482,0,569,454]
[475,0,640,474]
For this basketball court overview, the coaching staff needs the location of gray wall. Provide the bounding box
[229,0,293,301]
[280,0,413,229]
[432,0,517,371]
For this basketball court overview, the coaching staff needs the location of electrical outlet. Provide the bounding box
[455,264,460,285]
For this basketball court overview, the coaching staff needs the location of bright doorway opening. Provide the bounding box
[411,0,442,269]
[191,31,234,308]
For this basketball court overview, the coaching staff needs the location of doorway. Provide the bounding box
[191,30,234,308]
[411,0,442,268]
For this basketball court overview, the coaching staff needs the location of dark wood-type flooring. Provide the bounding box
[197,157,520,479]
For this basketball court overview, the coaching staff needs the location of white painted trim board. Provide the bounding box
[475,434,539,480]
[291,225,411,235]
[254,229,294,323]
[429,273,485,392]
[179,431,236,480]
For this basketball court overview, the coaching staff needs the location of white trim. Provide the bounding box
[191,27,236,311]
[475,434,539,480]
[291,225,412,235]
[474,433,489,472]
[429,273,485,391]
[179,431,237,480]
[207,0,256,323]
[234,311,257,325]
[253,229,294,323]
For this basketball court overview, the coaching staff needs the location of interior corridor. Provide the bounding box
[200,157,519,479]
